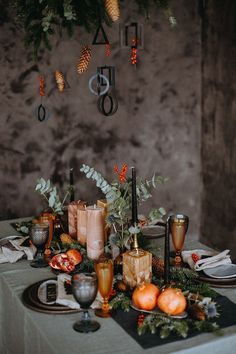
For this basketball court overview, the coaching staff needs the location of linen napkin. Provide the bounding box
[56,273,102,309]
[0,236,36,264]
[182,249,232,271]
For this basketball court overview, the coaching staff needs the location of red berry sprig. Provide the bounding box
[137,314,145,327]
[191,253,200,263]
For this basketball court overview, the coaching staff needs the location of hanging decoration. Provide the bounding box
[96,66,118,117]
[9,1,175,57]
[104,0,120,22]
[77,46,92,74]
[105,43,111,57]
[55,70,65,92]
[92,24,109,45]
[131,38,138,65]
[92,22,111,57]
[36,75,48,122]
[88,73,110,96]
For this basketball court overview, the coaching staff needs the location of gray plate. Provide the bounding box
[203,264,236,279]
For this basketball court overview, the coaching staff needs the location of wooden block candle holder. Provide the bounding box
[123,248,152,289]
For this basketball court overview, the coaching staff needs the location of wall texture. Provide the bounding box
[201,0,236,256]
[0,1,201,235]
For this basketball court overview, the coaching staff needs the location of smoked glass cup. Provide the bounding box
[29,223,49,268]
[94,258,113,318]
[72,273,100,333]
[169,214,189,266]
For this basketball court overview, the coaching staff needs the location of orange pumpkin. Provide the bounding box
[132,283,160,311]
[157,288,187,315]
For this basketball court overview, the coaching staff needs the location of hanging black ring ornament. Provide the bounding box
[88,73,109,96]
[37,104,46,122]
[97,92,118,116]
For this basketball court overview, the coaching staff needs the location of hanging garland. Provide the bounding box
[7,0,176,58]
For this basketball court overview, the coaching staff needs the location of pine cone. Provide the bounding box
[55,70,65,92]
[188,304,206,321]
[152,256,164,276]
[77,46,92,74]
[60,233,74,245]
[104,0,120,22]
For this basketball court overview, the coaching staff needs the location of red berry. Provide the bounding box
[191,253,200,263]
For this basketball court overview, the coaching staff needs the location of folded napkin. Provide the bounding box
[0,236,36,264]
[182,249,232,271]
[56,273,102,310]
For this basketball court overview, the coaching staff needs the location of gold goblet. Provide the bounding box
[169,214,189,266]
[94,257,113,318]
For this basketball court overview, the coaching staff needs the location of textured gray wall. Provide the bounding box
[201,0,236,257]
[0,1,201,236]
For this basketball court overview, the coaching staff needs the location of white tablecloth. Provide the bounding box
[1,218,236,354]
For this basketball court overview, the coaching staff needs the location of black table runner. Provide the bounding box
[112,295,236,349]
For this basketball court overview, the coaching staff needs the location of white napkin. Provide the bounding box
[182,249,232,271]
[0,236,36,264]
[56,273,102,310]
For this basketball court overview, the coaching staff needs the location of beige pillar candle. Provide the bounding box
[77,206,87,246]
[86,205,104,260]
[68,201,85,239]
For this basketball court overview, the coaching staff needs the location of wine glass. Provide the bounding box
[94,258,113,318]
[29,223,49,268]
[72,273,100,333]
[169,214,189,266]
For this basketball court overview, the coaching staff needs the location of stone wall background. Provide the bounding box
[201,0,236,256]
[0,1,201,236]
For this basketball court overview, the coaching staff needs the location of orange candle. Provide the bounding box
[86,205,104,260]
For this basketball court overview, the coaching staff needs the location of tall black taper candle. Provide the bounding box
[164,217,170,284]
[69,167,75,202]
[131,167,138,225]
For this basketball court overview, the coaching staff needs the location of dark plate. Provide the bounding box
[22,278,79,314]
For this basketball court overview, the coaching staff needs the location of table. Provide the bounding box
[1,218,236,354]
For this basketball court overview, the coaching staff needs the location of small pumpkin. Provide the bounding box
[157,288,187,315]
[132,283,160,311]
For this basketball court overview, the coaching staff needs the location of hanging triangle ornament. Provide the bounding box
[92,24,109,45]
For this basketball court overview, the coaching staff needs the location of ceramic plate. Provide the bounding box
[130,302,187,319]
[141,225,165,239]
[203,264,236,279]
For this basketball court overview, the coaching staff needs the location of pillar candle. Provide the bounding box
[77,206,87,246]
[86,205,104,260]
[68,201,85,239]
[97,199,109,243]
[123,249,152,288]
[131,167,138,225]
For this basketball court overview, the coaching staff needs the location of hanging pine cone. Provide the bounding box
[55,70,65,92]
[104,0,120,22]
[77,46,92,74]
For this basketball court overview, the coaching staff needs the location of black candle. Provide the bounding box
[164,217,170,284]
[131,167,138,225]
[69,168,75,202]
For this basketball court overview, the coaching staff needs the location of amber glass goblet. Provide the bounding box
[169,214,189,266]
[94,258,113,318]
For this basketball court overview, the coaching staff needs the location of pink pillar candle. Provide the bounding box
[68,202,78,238]
[77,207,87,246]
[86,206,104,260]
